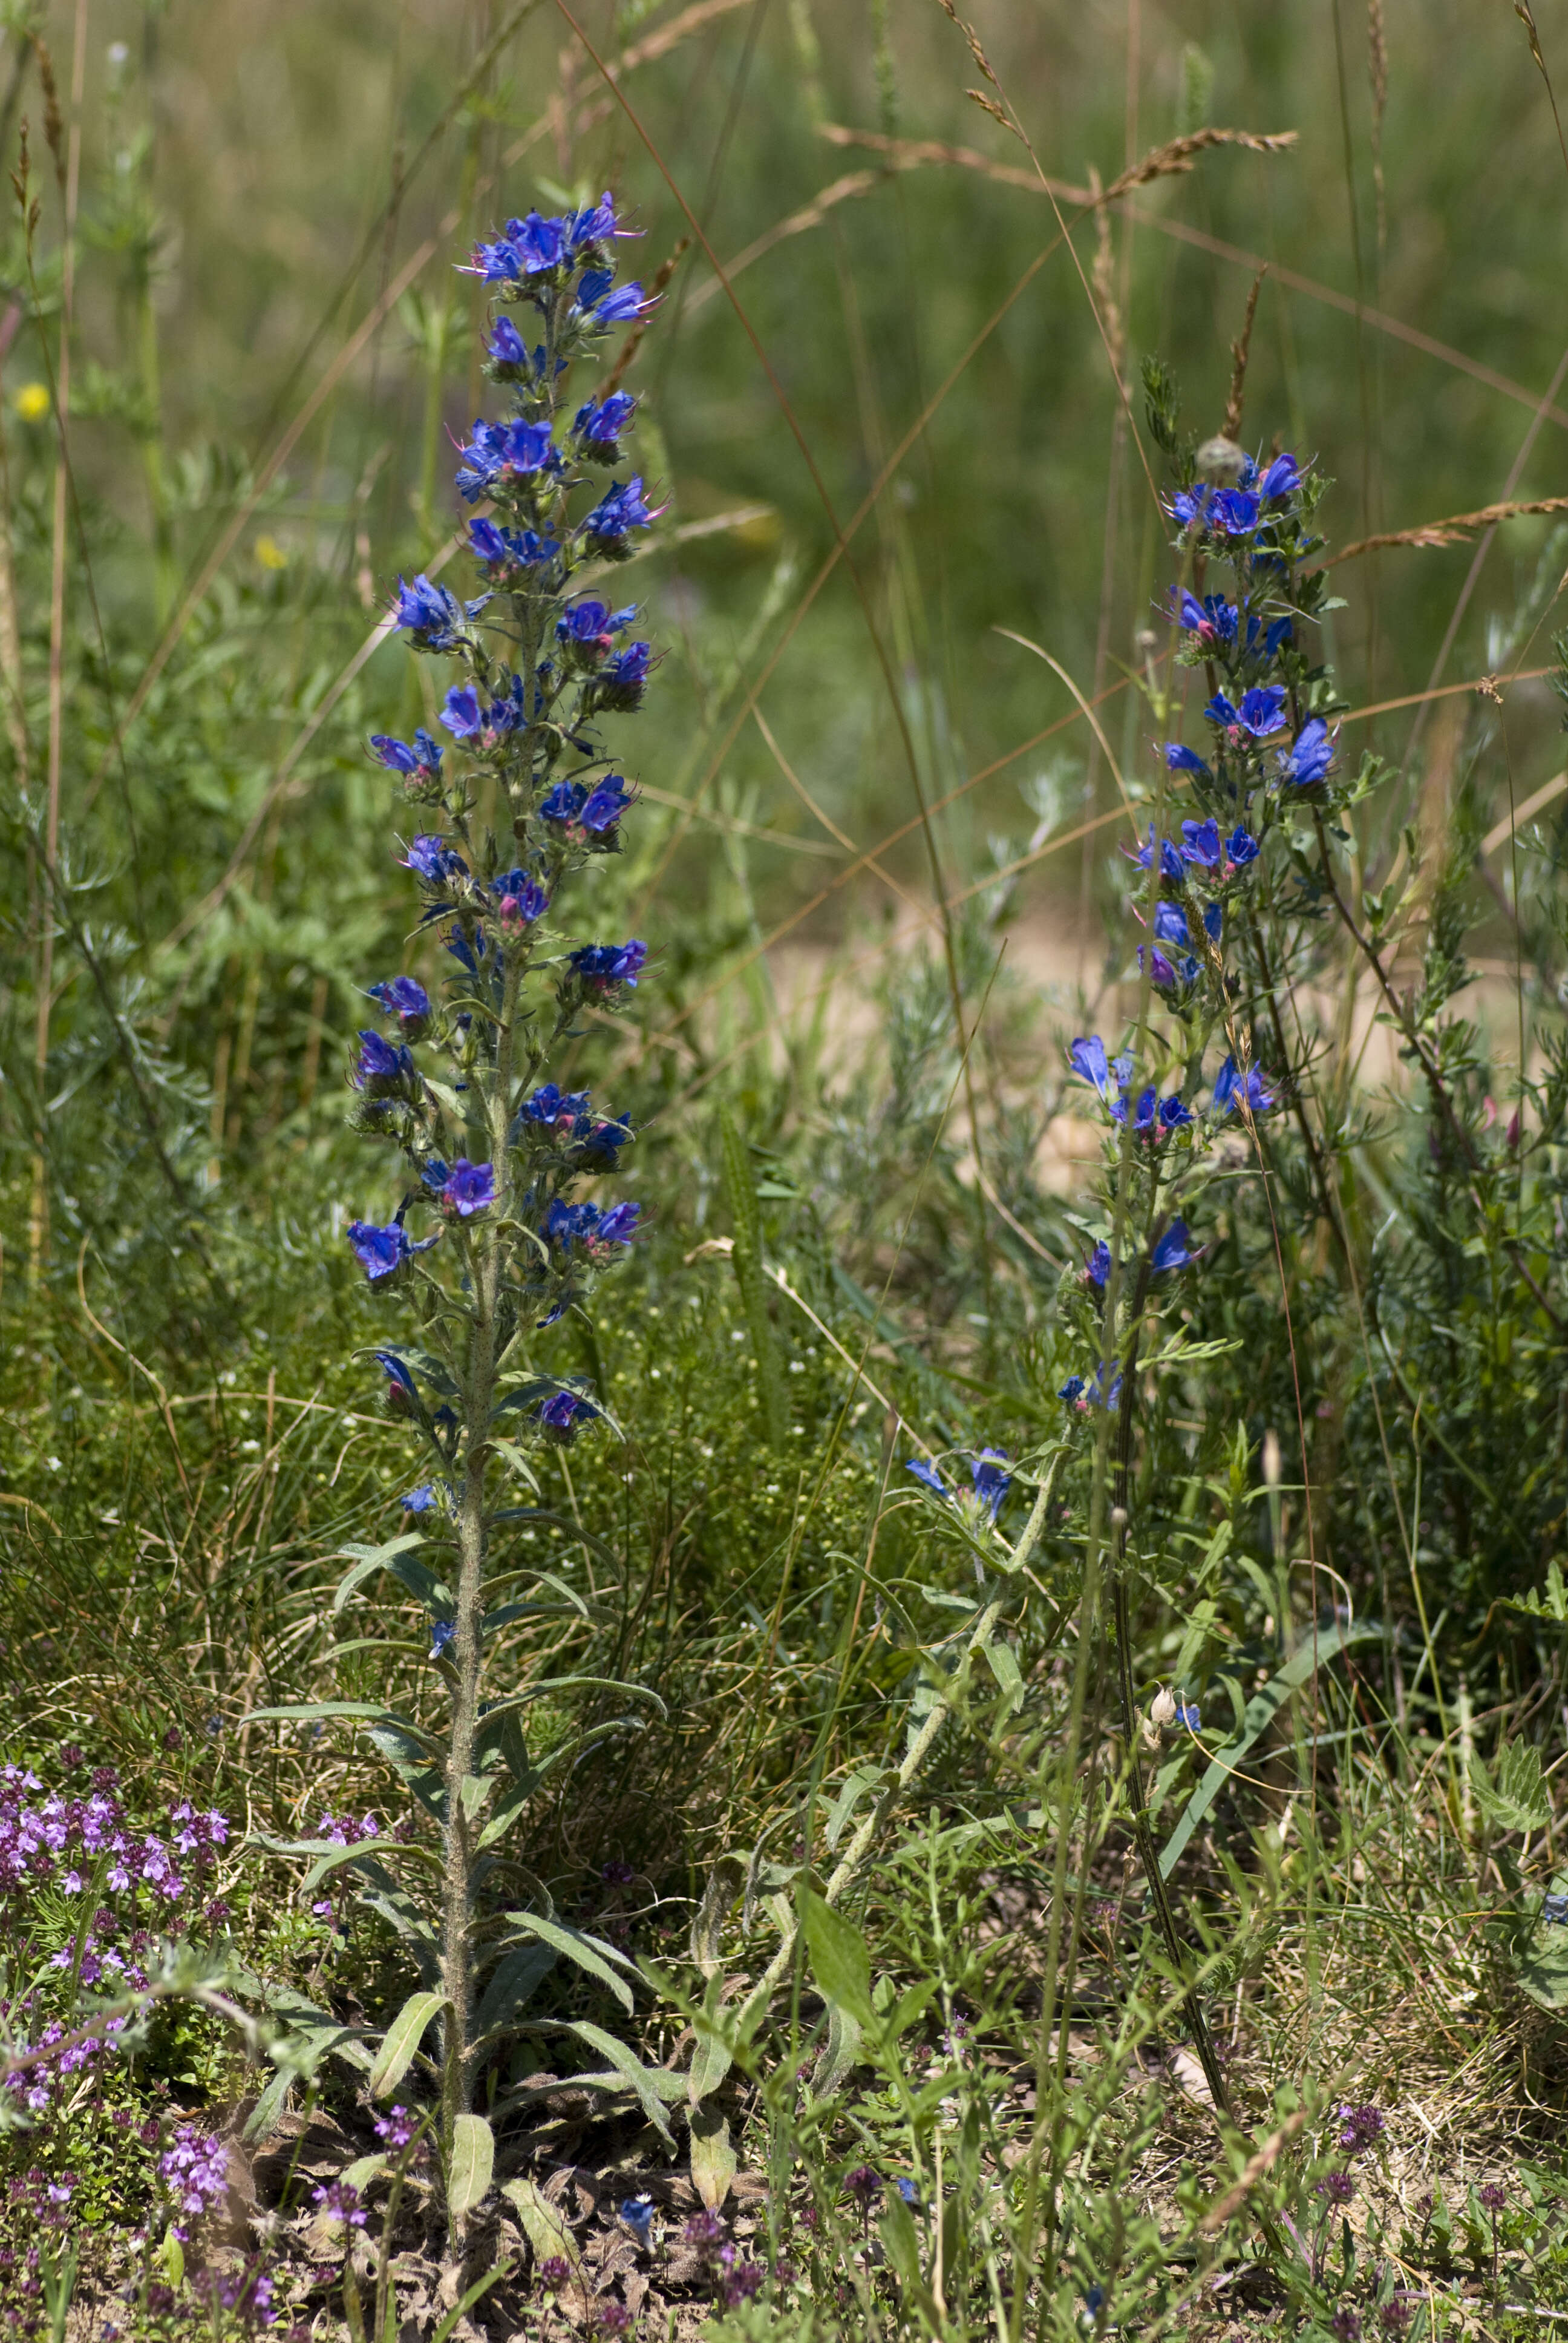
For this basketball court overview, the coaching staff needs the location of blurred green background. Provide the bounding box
[4,0,1564,1162]
[1,0,1564,1337]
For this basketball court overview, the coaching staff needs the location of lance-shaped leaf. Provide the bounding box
[500,2177,580,2275]
[446,2112,494,2217]
[367,1989,448,2099]
[240,1702,442,1756]
[333,1534,449,1615]
[690,1854,745,1980]
[555,2021,677,2146]
[474,1941,557,2039]
[690,2103,736,2209]
[797,1883,874,2027]
[499,1913,636,2012]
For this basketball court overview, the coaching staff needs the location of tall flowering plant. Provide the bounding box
[249,191,665,2247]
[1053,433,1335,2114]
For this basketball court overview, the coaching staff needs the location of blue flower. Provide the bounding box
[1060,1365,1122,1411]
[420,1159,449,1190]
[1085,2286,1106,2316]
[371,730,443,779]
[587,280,651,325]
[489,316,528,367]
[392,575,472,644]
[353,1030,413,1092]
[468,235,524,284]
[970,1450,1011,1520]
[1165,743,1210,777]
[1172,589,1239,643]
[494,872,549,927]
[1137,945,1179,991]
[540,780,587,825]
[544,1197,639,1252]
[1203,902,1223,943]
[575,391,638,448]
[1212,487,1259,535]
[1259,450,1302,498]
[1117,1086,1158,1135]
[446,925,489,975]
[454,417,556,501]
[1126,825,1184,883]
[567,191,624,249]
[1151,1220,1199,1273]
[569,940,647,990]
[1159,1095,1194,1130]
[400,1484,438,1512]
[373,1349,420,1404]
[895,2178,920,2207]
[906,1459,950,1497]
[1172,484,1257,536]
[520,1083,591,1128]
[558,596,624,645]
[1258,614,1294,658]
[580,1115,634,1161]
[1206,684,1286,738]
[468,515,557,568]
[598,641,652,707]
[443,1159,496,1217]
[504,209,565,274]
[440,686,483,739]
[581,775,636,833]
[1544,1893,1567,1925]
[1174,1701,1201,1731]
[403,835,467,883]
[368,976,431,1032]
[1282,715,1335,787]
[468,517,509,565]
[1084,1240,1111,1288]
[1213,1056,1275,1116]
[1070,1035,1110,1096]
[581,477,656,549]
[1179,818,1221,870]
[348,1219,417,1282]
[535,1389,600,1439]
[1226,825,1259,866]
[1153,902,1190,946]
[429,1619,457,1660]
[619,2195,655,2245]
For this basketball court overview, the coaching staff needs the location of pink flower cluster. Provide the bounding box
[160,2122,231,2240]
[0,1759,232,2117]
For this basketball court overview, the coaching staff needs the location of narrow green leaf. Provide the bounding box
[500,1913,635,2012]
[474,1941,557,2038]
[294,1840,442,1896]
[1158,1622,1377,1879]
[810,1999,862,2095]
[445,2112,494,2217]
[367,1990,447,2100]
[241,2063,293,2145]
[559,2022,675,2146]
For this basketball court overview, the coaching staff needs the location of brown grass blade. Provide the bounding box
[1324,496,1568,567]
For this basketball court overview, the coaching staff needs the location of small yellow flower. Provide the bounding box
[13,382,50,423]
[254,534,289,571]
